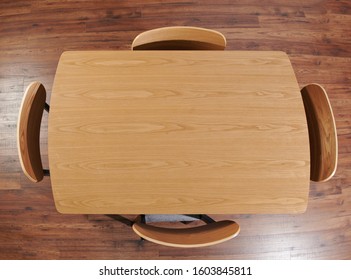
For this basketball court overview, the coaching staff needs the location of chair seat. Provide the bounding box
[132,220,240,248]
[17,82,47,182]
[301,83,338,182]
[132,26,226,50]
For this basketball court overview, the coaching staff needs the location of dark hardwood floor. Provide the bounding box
[0,0,350,259]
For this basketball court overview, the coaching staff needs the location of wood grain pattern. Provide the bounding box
[131,26,226,50]
[49,50,309,214]
[0,0,350,259]
[301,84,338,182]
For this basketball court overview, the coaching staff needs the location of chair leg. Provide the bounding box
[44,103,50,113]
[199,214,215,224]
[140,214,146,224]
[184,214,215,224]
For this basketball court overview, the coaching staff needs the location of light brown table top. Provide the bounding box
[49,51,310,214]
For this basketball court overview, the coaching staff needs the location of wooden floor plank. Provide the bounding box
[0,0,350,259]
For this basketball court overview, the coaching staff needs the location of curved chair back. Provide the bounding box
[132,217,240,248]
[131,26,226,50]
[301,84,338,182]
[17,82,47,182]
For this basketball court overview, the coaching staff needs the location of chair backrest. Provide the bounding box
[131,26,226,50]
[301,84,338,182]
[132,219,240,248]
[17,82,47,182]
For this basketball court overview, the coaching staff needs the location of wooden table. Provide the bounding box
[49,51,310,214]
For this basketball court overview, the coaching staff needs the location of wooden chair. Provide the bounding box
[131,26,226,50]
[301,84,338,182]
[17,82,50,183]
[131,214,240,248]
